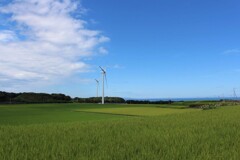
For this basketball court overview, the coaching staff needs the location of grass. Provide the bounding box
[77,106,199,116]
[0,103,240,159]
[0,103,126,125]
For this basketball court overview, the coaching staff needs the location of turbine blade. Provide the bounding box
[95,79,99,83]
[99,66,106,73]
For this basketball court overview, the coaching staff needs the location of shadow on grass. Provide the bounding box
[75,110,141,117]
[154,106,189,109]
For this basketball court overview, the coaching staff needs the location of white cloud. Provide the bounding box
[0,30,17,42]
[98,46,109,54]
[0,0,109,90]
[113,64,124,69]
[224,49,240,55]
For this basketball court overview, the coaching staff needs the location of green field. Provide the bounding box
[0,103,240,159]
[0,103,127,125]
[77,106,199,116]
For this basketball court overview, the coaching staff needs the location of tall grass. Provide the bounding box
[77,106,199,116]
[0,103,126,125]
[0,106,240,159]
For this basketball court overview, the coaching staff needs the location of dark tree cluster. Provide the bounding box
[0,91,19,103]
[126,100,173,104]
[0,91,127,104]
[0,91,71,104]
[73,97,126,103]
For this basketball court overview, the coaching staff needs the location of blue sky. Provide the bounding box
[0,0,240,98]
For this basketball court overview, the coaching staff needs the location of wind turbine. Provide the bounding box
[99,66,107,104]
[233,88,238,99]
[95,79,99,97]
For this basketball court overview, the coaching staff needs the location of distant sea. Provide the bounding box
[124,97,240,101]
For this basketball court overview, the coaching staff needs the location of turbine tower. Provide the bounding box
[99,66,106,104]
[233,88,238,99]
[95,79,99,97]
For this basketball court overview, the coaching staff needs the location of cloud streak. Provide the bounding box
[0,0,109,90]
[223,49,240,55]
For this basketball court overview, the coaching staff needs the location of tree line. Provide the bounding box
[125,100,173,104]
[0,91,176,104]
[73,97,125,103]
[0,91,71,104]
[0,91,125,104]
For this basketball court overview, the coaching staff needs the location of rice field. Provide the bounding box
[0,103,240,159]
[76,106,199,116]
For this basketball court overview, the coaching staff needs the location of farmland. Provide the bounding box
[76,105,199,116]
[0,103,240,159]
